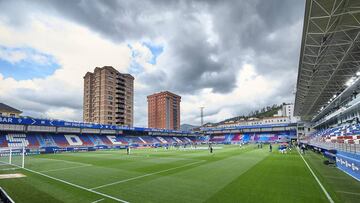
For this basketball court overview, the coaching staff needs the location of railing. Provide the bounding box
[307,140,360,154]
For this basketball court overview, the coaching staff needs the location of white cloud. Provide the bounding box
[0,2,298,127]
[0,46,56,67]
[0,14,131,121]
[45,107,81,121]
[180,64,283,125]
[129,42,155,72]
[0,49,27,64]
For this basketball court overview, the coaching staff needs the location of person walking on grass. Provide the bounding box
[269,143,272,152]
[209,143,213,154]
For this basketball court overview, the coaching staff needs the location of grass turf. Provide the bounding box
[0,145,359,203]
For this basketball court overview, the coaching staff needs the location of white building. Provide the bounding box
[218,116,290,128]
[281,103,298,123]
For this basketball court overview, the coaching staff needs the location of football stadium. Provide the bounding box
[1,0,360,203]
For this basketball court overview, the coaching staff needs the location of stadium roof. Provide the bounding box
[0,103,22,113]
[294,0,360,120]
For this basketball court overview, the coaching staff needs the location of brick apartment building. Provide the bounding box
[147,91,181,130]
[83,66,134,126]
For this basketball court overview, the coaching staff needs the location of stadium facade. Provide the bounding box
[83,66,134,126]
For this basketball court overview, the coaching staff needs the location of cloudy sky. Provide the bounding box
[0,0,305,127]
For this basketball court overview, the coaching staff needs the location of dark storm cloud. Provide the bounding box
[1,0,304,94]
[0,0,305,124]
[18,0,304,95]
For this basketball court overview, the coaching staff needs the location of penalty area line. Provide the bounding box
[298,150,334,203]
[4,162,129,203]
[21,167,129,203]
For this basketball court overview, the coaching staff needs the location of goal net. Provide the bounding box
[0,147,25,171]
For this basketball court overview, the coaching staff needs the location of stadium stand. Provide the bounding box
[0,114,296,154]
[0,130,297,153]
[207,131,295,144]
[0,132,200,152]
[300,124,360,154]
[293,0,360,182]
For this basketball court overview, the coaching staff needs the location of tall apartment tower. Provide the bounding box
[83,66,134,126]
[147,91,181,130]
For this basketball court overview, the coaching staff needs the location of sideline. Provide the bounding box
[298,150,334,203]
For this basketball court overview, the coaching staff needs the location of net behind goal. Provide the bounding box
[0,147,25,170]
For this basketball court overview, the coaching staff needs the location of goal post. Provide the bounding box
[0,147,25,169]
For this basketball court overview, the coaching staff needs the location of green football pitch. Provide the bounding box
[0,145,359,203]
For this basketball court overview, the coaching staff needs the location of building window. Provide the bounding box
[10,113,15,117]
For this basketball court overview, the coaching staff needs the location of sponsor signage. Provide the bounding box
[0,116,191,134]
[336,151,360,181]
[201,123,295,132]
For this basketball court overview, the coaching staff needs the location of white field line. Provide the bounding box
[39,165,91,173]
[0,187,15,203]
[298,150,334,203]
[3,161,129,203]
[22,167,129,203]
[336,191,360,196]
[91,160,205,190]
[33,158,92,166]
[92,198,105,203]
[0,167,19,171]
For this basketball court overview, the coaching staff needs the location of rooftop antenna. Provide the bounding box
[200,107,204,126]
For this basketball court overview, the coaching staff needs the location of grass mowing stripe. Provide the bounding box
[91,160,206,190]
[39,165,91,173]
[32,157,92,166]
[298,150,334,203]
[2,161,129,203]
